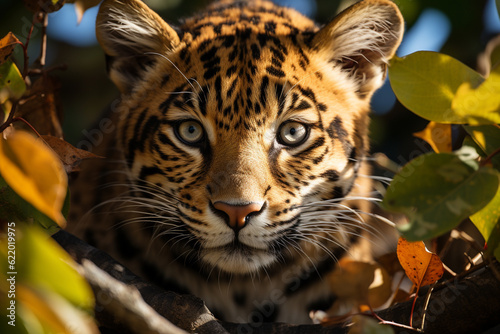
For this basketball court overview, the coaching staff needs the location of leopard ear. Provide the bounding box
[96,0,180,93]
[312,0,404,98]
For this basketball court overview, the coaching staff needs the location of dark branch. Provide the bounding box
[53,230,500,334]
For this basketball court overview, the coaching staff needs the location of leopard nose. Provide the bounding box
[212,202,264,231]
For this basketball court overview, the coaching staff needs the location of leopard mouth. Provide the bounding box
[201,242,277,274]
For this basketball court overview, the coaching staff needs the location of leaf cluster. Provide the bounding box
[383,22,500,261]
[0,1,100,333]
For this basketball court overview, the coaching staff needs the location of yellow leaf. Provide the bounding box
[452,67,500,125]
[414,121,452,153]
[0,131,67,227]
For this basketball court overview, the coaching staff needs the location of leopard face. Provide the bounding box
[94,0,403,275]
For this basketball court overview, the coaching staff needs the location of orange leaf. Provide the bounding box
[414,121,452,153]
[0,32,21,65]
[396,237,444,289]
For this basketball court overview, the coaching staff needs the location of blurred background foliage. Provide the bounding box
[1,0,499,165]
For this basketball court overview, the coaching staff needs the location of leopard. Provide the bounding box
[68,0,404,324]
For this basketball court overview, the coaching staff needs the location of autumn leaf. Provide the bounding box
[397,237,444,327]
[0,131,67,227]
[0,32,21,65]
[414,121,452,153]
[397,237,444,289]
[42,135,102,173]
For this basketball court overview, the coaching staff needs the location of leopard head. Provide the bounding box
[96,0,403,274]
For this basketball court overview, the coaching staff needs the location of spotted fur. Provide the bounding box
[69,0,403,323]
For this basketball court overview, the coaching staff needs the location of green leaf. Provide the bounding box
[470,185,500,260]
[464,125,500,169]
[382,153,499,241]
[0,59,26,102]
[389,51,484,124]
[496,0,500,20]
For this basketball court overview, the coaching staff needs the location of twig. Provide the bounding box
[420,282,436,331]
[480,146,500,167]
[28,64,67,75]
[11,117,41,137]
[37,12,48,68]
[21,16,35,78]
[442,263,457,276]
[0,102,18,133]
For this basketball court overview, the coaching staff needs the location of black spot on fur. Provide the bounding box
[321,170,339,182]
[332,186,344,199]
[266,66,285,78]
[251,43,261,60]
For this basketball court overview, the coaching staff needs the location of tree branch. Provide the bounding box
[52,230,500,334]
[52,230,228,334]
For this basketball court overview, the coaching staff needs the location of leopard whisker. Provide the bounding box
[357,174,393,185]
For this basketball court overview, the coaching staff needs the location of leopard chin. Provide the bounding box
[201,245,277,274]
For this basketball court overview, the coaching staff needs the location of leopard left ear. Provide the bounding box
[96,0,181,93]
[312,0,404,98]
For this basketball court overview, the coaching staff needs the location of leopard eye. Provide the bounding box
[176,120,204,145]
[278,121,309,147]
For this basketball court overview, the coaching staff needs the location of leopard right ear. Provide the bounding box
[312,0,404,99]
[96,0,180,93]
